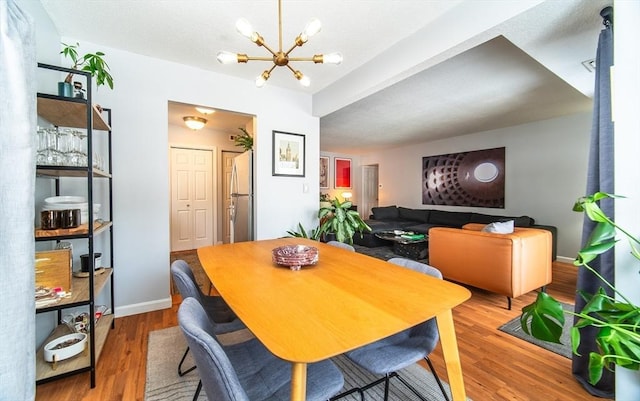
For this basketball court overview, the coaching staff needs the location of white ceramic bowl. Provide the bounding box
[43,333,87,362]
[44,196,86,204]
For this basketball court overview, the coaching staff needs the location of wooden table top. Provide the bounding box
[197,237,471,364]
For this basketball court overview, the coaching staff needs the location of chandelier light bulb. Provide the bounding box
[303,18,322,38]
[218,0,340,87]
[217,51,238,64]
[235,18,254,39]
[298,74,311,87]
[255,71,270,88]
[323,52,343,65]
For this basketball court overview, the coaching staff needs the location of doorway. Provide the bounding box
[170,146,215,251]
[361,164,379,218]
[221,150,241,243]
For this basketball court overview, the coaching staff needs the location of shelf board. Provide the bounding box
[36,268,113,313]
[36,166,111,179]
[35,221,112,240]
[35,314,114,382]
[37,95,110,131]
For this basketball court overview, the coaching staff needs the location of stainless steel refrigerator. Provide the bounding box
[229,151,254,243]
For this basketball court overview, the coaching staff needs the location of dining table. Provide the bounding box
[197,237,471,401]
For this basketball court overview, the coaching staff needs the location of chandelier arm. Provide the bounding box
[245,56,277,62]
[260,42,279,57]
[284,42,301,57]
[285,64,299,74]
[287,57,318,62]
[278,0,283,52]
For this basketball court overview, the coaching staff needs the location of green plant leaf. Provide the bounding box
[521,292,565,343]
[588,352,605,385]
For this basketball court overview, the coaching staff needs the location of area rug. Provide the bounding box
[145,326,470,401]
[169,250,210,295]
[498,302,573,359]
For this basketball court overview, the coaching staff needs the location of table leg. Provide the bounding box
[291,362,307,401]
[435,309,466,401]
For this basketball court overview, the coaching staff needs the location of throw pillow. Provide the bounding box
[482,220,514,234]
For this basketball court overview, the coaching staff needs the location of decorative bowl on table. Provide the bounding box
[272,245,319,270]
[43,332,87,363]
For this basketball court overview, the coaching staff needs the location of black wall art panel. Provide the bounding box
[422,147,505,208]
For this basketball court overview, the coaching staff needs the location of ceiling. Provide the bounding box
[40,0,610,153]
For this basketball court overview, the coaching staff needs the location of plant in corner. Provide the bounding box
[234,127,253,151]
[520,192,640,385]
[318,197,371,244]
[60,42,114,95]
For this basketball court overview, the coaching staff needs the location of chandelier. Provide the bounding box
[217,0,342,88]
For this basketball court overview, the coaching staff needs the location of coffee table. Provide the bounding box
[375,230,428,260]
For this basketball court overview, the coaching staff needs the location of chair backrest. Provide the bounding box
[387,257,441,349]
[178,297,250,401]
[327,241,356,252]
[387,257,442,279]
[171,260,205,304]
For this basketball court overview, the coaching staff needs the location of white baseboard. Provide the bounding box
[556,256,575,265]
[114,297,172,318]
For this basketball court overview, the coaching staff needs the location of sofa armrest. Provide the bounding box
[428,227,552,298]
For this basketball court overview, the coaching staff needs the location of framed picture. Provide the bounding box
[272,131,305,177]
[334,158,351,188]
[319,156,329,189]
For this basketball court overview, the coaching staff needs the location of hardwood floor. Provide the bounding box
[35,262,601,401]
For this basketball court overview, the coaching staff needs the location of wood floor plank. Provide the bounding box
[35,261,601,401]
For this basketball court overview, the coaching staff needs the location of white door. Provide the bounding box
[170,147,214,251]
[221,151,240,243]
[361,164,379,219]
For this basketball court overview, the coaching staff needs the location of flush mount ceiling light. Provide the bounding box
[183,116,207,130]
[217,0,342,88]
[195,107,216,115]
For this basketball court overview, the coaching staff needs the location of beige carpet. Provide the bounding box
[169,250,211,295]
[145,326,469,401]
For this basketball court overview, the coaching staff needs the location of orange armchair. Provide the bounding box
[428,223,552,309]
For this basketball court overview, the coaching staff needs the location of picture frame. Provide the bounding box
[272,131,305,177]
[334,157,351,188]
[319,156,329,189]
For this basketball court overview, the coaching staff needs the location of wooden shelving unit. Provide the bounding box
[35,63,114,388]
[35,314,114,381]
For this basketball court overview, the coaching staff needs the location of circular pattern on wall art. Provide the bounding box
[422,147,505,208]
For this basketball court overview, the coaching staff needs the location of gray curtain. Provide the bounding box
[572,7,615,398]
[0,1,36,400]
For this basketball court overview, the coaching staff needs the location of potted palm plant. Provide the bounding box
[59,42,114,97]
[234,127,253,151]
[520,192,640,385]
[318,197,371,244]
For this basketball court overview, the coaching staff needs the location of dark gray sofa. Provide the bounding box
[355,205,558,260]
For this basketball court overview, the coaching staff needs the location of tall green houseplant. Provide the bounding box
[318,197,371,244]
[520,192,640,385]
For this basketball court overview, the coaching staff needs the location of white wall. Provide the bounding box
[24,0,320,313]
[78,45,320,315]
[361,112,591,261]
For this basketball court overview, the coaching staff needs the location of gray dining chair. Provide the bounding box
[171,260,245,400]
[327,241,356,252]
[344,257,450,401]
[178,297,345,401]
